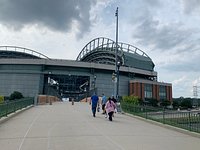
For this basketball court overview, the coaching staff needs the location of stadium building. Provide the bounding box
[0,37,172,102]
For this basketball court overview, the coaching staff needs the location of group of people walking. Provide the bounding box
[90,93,117,121]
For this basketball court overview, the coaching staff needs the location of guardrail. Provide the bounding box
[121,102,200,133]
[0,98,34,118]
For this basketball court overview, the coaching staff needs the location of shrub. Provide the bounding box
[145,98,158,107]
[9,91,24,100]
[172,101,179,109]
[0,95,4,104]
[161,99,171,107]
[122,95,140,105]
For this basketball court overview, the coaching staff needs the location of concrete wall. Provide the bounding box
[0,73,41,97]
[0,64,43,97]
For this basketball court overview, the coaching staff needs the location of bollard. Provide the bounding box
[72,98,74,105]
[49,99,52,105]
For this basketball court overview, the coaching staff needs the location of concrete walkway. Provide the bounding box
[0,102,200,150]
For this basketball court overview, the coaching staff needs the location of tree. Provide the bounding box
[9,91,24,100]
[172,101,179,109]
[180,99,192,109]
[161,99,171,107]
[145,98,158,107]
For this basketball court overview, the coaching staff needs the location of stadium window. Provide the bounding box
[159,85,166,100]
[144,84,152,98]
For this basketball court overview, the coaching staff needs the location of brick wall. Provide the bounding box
[129,81,172,101]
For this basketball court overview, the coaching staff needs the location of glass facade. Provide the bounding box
[144,84,153,98]
[44,74,90,100]
[159,85,166,100]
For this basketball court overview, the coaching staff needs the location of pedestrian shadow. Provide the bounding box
[89,113,124,123]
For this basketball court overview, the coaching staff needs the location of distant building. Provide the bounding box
[0,37,172,101]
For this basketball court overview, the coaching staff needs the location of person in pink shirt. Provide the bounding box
[105,97,116,121]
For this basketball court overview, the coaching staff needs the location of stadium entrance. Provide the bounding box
[43,74,90,101]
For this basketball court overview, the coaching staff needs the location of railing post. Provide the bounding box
[163,107,165,124]
[20,100,22,109]
[189,111,191,131]
[145,105,147,119]
[6,102,8,117]
[14,102,16,112]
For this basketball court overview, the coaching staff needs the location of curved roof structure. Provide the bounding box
[0,46,50,59]
[76,37,155,71]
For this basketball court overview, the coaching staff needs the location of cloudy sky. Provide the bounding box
[0,0,200,98]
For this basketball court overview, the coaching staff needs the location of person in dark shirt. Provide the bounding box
[101,93,107,114]
[90,93,99,117]
[111,95,117,103]
[111,95,117,115]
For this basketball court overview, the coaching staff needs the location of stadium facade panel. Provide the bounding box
[0,38,172,102]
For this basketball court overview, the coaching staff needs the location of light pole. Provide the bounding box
[115,7,119,100]
[84,87,87,102]
[116,61,121,102]
[94,75,96,93]
[47,71,52,105]
[115,7,119,73]
[47,71,52,95]
[84,81,88,102]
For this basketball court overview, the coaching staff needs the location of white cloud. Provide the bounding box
[181,0,200,14]
[192,77,200,86]
[171,75,194,98]
[172,76,187,86]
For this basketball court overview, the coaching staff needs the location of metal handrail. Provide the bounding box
[121,102,200,133]
[0,98,34,118]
